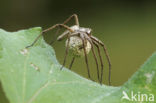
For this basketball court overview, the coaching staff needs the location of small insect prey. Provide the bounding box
[26,14,112,85]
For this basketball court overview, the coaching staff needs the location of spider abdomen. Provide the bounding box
[65,36,91,57]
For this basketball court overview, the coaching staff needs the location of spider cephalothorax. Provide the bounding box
[26,14,111,85]
[61,25,92,57]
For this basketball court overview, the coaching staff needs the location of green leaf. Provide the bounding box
[0,27,155,103]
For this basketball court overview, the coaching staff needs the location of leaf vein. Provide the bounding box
[22,52,30,103]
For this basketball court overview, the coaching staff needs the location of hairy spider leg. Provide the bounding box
[69,57,75,70]
[102,44,111,85]
[60,33,81,70]
[92,41,104,84]
[50,14,79,44]
[49,28,61,45]
[65,33,82,70]
[63,14,79,26]
[61,32,83,70]
[91,36,112,85]
[60,35,70,70]
[79,34,92,80]
[26,24,73,48]
[83,33,100,83]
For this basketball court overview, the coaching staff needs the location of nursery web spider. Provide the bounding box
[26,14,111,85]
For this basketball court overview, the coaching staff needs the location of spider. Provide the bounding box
[26,14,111,85]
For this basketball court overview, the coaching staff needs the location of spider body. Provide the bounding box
[57,25,91,41]
[26,14,111,85]
[58,25,92,57]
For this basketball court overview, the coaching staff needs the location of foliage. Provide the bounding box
[0,27,155,103]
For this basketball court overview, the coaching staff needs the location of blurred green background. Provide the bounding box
[0,0,156,102]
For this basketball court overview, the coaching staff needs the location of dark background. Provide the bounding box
[1,0,156,102]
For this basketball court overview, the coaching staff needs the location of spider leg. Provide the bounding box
[26,24,73,48]
[43,24,73,33]
[60,35,70,70]
[79,34,92,80]
[63,14,79,26]
[91,36,112,85]
[92,41,104,84]
[102,44,111,85]
[25,31,43,48]
[49,27,61,45]
[51,14,79,44]
[66,33,82,70]
[84,34,100,83]
[69,57,75,70]
[57,30,70,41]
